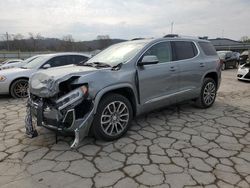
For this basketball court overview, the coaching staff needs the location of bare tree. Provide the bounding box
[240,36,250,43]
[61,34,75,51]
[12,33,24,51]
[1,32,11,51]
[36,33,44,40]
[97,35,112,50]
[28,32,37,51]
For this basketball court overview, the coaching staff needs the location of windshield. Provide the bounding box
[86,41,148,67]
[217,52,226,59]
[23,56,39,64]
[22,55,48,69]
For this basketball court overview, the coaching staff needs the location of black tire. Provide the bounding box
[10,79,29,98]
[194,78,217,109]
[91,93,133,141]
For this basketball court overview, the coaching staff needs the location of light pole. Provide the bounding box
[171,22,174,34]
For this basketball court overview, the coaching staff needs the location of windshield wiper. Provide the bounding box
[83,62,111,68]
[20,66,28,69]
[112,63,123,70]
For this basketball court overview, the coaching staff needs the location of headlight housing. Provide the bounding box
[0,76,6,82]
[56,85,88,110]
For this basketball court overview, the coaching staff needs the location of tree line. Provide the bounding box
[0,33,120,52]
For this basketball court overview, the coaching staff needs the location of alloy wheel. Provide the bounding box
[100,101,129,136]
[14,81,28,98]
[203,82,216,106]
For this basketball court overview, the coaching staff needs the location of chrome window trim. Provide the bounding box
[136,40,200,66]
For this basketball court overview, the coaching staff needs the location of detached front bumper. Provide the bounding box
[26,94,95,148]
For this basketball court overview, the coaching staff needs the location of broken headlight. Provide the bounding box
[56,85,88,110]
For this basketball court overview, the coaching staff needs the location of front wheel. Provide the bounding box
[194,78,217,108]
[10,79,29,98]
[91,93,133,141]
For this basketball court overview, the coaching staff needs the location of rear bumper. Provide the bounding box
[27,97,95,148]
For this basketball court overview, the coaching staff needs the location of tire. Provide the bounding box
[221,63,226,71]
[194,78,217,108]
[10,79,29,98]
[91,93,133,141]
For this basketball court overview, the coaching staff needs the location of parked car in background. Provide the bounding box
[26,36,221,148]
[0,55,42,70]
[0,53,90,98]
[217,51,239,70]
[0,59,23,70]
[239,50,249,65]
[232,52,240,62]
[237,62,250,81]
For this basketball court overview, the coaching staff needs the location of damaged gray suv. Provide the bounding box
[26,36,221,148]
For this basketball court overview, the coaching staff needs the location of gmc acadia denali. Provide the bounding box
[25,36,221,148]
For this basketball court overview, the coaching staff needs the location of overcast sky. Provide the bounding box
[0,0,249,41]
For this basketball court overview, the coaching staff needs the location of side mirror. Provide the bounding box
[42,64,51,69]
[138,55,159,66]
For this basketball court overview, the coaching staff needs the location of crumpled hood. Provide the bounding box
[29,65,98,97]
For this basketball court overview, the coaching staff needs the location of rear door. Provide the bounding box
[137,41,180,108]
[69,55,89,65]
[172,41,202,100]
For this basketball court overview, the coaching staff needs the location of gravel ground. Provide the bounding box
[0,69,249,188]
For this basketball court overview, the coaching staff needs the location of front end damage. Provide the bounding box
[25,71,96,148]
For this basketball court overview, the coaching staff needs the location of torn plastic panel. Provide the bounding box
[25,84,95,148]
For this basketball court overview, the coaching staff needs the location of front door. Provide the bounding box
[137,41,180,109]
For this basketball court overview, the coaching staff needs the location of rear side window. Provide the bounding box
[68,55,88,64]
[199,42,217,56]
[74,55,88,64]
[172,41,198,61]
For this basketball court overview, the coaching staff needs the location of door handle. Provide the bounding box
[200,63,205,67]
[170,66,176,71]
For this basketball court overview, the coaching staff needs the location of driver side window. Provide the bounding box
[144,42,172,63]
[46,56,68,67]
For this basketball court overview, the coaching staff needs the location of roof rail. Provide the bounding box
[198,36,208,40]
[131,38,145,41]
[163,34,179,38]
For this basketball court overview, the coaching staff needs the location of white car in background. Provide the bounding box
[0,56,43,70]
[237,62,250,81]
[0,59,23,70]
[0,53,90,98]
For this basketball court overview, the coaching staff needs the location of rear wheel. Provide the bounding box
[194,78,217,108]
[91,94,133,141]
[10,79,29,98]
